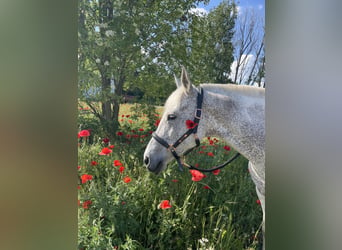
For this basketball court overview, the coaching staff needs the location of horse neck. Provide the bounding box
[199,84,265,164]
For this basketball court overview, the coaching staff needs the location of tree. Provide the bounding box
[230,7,264,86]
[78,0,209,136]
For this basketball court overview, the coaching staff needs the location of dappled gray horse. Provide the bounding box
[143,67,265,247]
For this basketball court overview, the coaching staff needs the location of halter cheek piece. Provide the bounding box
[152,87,240,172]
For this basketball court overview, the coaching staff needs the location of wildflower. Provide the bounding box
[78,200,81,206]
[99,147,112,155]
[139,128,144,132]
[212,169,220,175]
[109,145,115,149]
[159,200,172,209]
[154,119,160,127]
[171,179,179,183]
[121,201,126,205]
[256,199,261,205]
[91,161,98,166]
[128,120,133,124]
[81,174,93,184]
[116,131,123,136]
[185,120,198,129]
[102,138,110,144]
[209,140,214,145]
[203,185,210,189]
[123,176,131,183]
[77,185,81,190]
[77,166,81,170]
[223,145,231,151]
[126,115,130,118]
[95,58,101,63]
[207,152,214,157]
[198,151,205,154]
[78,129,90,137]
[113,160,123,166]
[82,200,92,209]
[190,170,205,182]
[104,61,109,66]
[119,166,125,173]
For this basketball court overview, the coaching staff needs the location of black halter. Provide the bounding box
[152,87,240,172]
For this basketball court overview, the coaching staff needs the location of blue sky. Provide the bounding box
[197,0,264,15]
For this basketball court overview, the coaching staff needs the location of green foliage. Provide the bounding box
[78,0,238,137]
[78,120,262,249]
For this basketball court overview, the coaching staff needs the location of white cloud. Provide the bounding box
[229,54,255,84]
[258,4,263,10]
[189,7,208,17]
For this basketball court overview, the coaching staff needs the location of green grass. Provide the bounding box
[78,104,262,249]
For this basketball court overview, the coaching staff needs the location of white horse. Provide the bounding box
[143,67,265,248]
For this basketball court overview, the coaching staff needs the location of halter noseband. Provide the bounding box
[152,86,240,172]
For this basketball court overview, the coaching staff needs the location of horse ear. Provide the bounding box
[181,66,192,94]
[174,74,182,88]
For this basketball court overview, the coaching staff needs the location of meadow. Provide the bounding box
[78,103,262,250]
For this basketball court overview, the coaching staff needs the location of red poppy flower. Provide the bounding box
[78,129,90,137]
[171,179,179,183]
[203,185,210,189]
[207,152,214,157]
[102,138,110,143]
[78,200,81,206]
[223,145,231,151]
[123,176,131,183]
[189,170,205,182]
[77,166,81,170]
[77,185,81,190]
[119,166,125,173]
[99,147,112,155]
[209,140,214,145]
[82,200,92,209]
[212,169,220,175]
[256,199,261,205]
[91,161,98,166]
[126,115,130,118]
[159,200,172,209]
[113,160,123,166]
[81,174,93,184]
[109,145,115,149]
[128,120,133,124]
[116,131,123,136]
[185,120,198,129]
[154,119,160,127]
[139,128,144,132]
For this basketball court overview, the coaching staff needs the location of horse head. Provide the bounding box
[143,67,204,174]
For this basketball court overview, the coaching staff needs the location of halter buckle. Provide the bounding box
[194,108,202,119]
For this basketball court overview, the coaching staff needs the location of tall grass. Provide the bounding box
[78,104,262,249]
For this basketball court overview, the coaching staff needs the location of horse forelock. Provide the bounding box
[164,87,197,113]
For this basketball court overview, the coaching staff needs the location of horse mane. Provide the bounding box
[200,83,265,98]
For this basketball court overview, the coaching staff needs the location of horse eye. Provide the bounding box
[167,114,177,120]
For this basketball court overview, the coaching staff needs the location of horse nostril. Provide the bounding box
[144,156,150,166]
